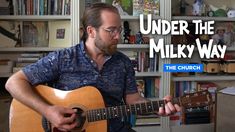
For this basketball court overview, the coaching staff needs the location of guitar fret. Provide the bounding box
[147,102,154,113]
[113,107,117,118]
[117,106,121,117]
[150,101,154,112]
[106,107,110,119]
[126,105,130,115]
[96,109,100,121]
[101,109,103,120]
[97,109,101,121]
[136,103,141,114]
[145,102,148,113]
[91,110,95,122]
[111,107,115,118]
[108,107,112,119]
[119,105,123,117]
[130,104,136,115]
[157,100,160,109]
[159,100,165,108]
[153,101,159,111]
[104,108,107,120]
[89,110,92,122]
[87,110,91,122]
[140,103,145,114]
[93,109,97,121]
[123,105,128,117]
[113,107,118,118]
[134,104,137,114]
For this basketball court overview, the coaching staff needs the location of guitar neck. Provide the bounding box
[87,98,180,122]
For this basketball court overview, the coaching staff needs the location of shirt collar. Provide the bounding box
[79,41,112,62]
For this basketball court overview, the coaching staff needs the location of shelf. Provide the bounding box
[117,44,149,49]
[172,16,235,21]
[135,72,161,77]
[0,15,71,21]
[0,45,149,52]
[0,72,161,78]
[173,75,235,82]
[0,73,12,78]
[226,47,235,51]
[0,47,64,52]
[121,15,161,20]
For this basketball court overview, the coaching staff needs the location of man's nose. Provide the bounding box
[113,32,121,40]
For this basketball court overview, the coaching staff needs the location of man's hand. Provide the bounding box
[158,95,181,116]
[44,105,78,131]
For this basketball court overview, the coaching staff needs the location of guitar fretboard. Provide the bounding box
[87,98,180,122]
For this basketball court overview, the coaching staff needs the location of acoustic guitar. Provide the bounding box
[9,85,212,132]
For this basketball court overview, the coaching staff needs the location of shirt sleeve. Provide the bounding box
[22,51,60,85]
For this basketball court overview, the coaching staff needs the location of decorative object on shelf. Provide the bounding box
[22,21,48,47]
[192,0,205,16]
[202,59,221,74]
[133,0,159,16]
[207,11,214,17]
[48,21,71,47]
[209,4,227,17]
[133,0,144,16]
[227,10,235,18]
[212,26,230,46]
[136,79,145,97]
[135,31,144,44]
[199,34,209,44]
[123,21,131,44]
[112,0,130,15]
[179,0,189,15]
[129,35,136,44]
[142,36,150,44]
[0,21,20,47]
[223,59,235,73]
[225,22,235,47]
[143,0,160,16]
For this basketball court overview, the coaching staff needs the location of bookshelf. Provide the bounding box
[0,1,79,131]
[0,0,80,74]
[171,0,235,131]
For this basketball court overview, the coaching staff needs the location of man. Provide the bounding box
[5,3,180,132]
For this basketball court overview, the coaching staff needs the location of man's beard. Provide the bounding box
[95,35,117,55]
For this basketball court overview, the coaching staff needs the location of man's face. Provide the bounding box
[94,10,122,55]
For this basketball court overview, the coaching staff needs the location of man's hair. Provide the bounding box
[81,3,119,41]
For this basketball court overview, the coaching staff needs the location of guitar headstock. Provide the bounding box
[179,90,213,108]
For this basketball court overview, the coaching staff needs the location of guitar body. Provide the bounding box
[9,85,107,132]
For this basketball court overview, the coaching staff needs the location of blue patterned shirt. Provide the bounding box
[23,41,138,132]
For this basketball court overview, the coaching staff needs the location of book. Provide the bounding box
[133,0,144,16]
[143,0,160,16]
[48,20,71,47]
[219,87,235,95]
[0,0,11,15]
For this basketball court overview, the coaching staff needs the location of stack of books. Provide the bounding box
[13,53,43,73]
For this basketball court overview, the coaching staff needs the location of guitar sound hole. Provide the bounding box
[72,107,86,130]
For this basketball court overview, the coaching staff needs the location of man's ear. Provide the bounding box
[86,26,96,38]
